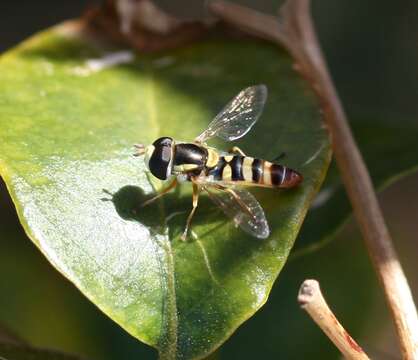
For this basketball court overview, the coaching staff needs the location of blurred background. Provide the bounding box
[0,0,417,359]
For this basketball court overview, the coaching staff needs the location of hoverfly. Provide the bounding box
[134,85,302,240]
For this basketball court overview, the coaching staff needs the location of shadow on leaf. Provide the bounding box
[102,184,223,240]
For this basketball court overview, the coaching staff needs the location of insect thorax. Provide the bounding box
[172,143,208,174]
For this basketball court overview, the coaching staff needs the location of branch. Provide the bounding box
[84,0,214,52]
[298,280,370,360]
[209,1,418,359]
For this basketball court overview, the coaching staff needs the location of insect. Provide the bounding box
[134,85,302,240]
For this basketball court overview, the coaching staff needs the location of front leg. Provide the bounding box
[141,178,178,207]
[181,182,200,241]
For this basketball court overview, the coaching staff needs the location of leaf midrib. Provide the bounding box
[146,69,179,359]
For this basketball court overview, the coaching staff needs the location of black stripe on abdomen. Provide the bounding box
[230,156,244,181]
[270,164,285,186]
[207,157,227,181]
[252,158,264,183]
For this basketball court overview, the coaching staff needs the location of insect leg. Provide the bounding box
[181,182,200,241]
[141,178,178,207]
[272,152,286,162]
[212,184,254,218]
[228,146,246,156]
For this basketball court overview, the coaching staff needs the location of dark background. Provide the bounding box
[0,1,417,359]
[1,0,417,123]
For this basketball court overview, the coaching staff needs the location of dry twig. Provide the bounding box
[298,280,370,360]
[209,1,418,358]
[85,0,213,52]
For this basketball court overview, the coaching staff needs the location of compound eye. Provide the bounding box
[143,145,155,170]
[153,137,173,147]
[148,137,173,180]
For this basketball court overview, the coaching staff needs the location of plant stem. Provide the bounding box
[298,280,370,360]
[208,1,418,358]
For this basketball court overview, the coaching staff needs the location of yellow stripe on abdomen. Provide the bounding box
[263,161,273,186]
[222,163,232,181]
[242,157,254,182]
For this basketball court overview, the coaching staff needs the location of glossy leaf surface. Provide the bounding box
[0,22,331,359]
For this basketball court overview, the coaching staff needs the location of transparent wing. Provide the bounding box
[203,185,270,239]
[195,85,268,143]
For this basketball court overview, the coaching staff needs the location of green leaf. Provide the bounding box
[0,220,156,360]
[0,343,85,360]
[294,119,418,257]
[0,22,331,359]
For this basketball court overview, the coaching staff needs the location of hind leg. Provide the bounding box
[228,146,246,156]
[272,152,286,162]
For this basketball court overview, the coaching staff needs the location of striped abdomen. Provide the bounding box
[206,155,302,188]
